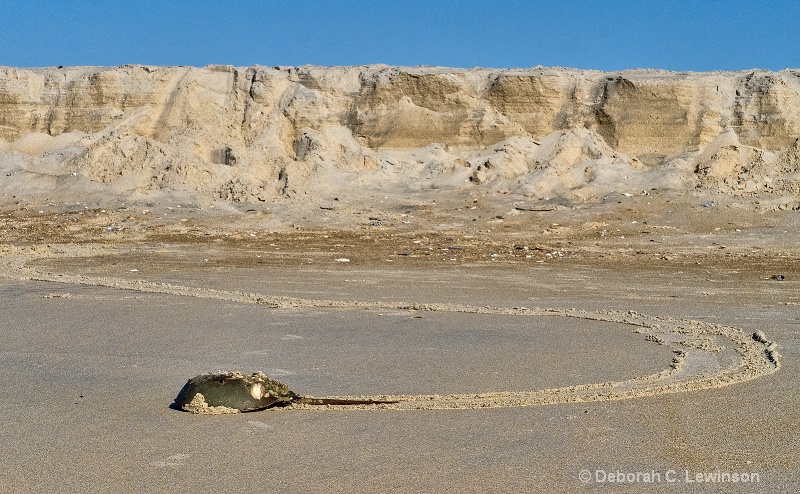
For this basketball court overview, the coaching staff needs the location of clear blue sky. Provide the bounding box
[2,0,798,72]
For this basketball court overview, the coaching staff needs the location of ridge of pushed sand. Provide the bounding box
[0,244,780,411]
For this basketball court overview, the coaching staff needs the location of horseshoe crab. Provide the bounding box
[174,371,396,414]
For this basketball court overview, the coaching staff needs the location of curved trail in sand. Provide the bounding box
[0,246,781,411]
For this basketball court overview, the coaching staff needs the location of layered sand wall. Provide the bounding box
[1,65,800,203]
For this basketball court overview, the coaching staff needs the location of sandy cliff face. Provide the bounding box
[1,64,800,204]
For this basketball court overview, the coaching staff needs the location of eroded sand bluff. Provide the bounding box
[1,64,800,204]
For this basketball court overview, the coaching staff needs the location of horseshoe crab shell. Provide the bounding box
[175,372,298,414]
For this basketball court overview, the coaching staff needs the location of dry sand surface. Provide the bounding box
[1,65,799,491]
[1,195,798,492]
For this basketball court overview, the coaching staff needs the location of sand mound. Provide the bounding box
[693,129,800,194]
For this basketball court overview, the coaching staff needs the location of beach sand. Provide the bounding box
[1,198,797,492]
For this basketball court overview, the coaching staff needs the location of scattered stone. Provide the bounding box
[752,330,769,343]
[43,292,72,299]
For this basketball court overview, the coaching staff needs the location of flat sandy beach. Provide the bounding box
[1,193,798,493]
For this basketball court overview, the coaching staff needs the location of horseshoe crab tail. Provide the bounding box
[296,396,399,406]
